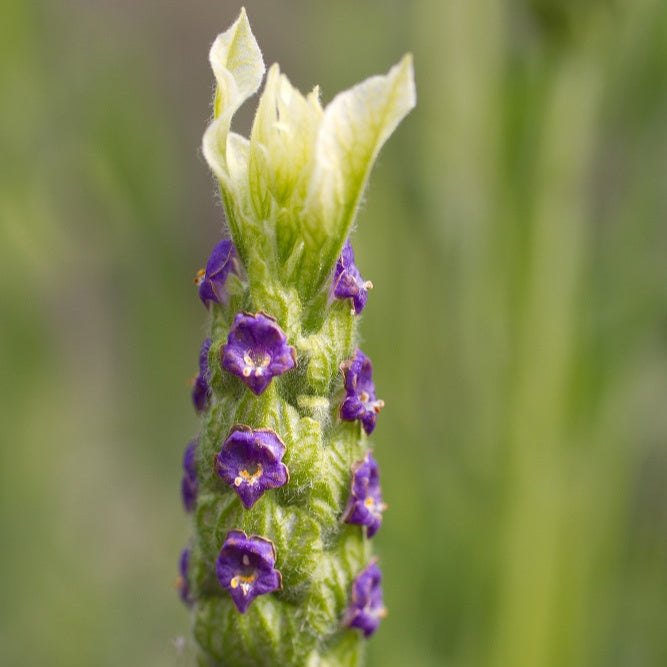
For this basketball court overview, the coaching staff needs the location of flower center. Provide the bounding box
[363,495,387,517]
[234,463,263,487]
[365,601,388,619]
[242,350,272,377]
[230,554,258,595]
[360,391,385,414]
[230,572,257,595]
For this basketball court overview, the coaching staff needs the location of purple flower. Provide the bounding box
[194,239,239,308]
[214,425,289,509]
[191,338,212,413]
[342,452,386,537]
[332,240,373,315]
[221,312,297,395]
[177,547,194,606]
[216,530,282,613]
[181,438,198,513]
[343,560,387,637]
[340,350,384,434]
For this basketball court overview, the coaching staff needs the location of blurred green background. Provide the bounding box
[1,1,666,666]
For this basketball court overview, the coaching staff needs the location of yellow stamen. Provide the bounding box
[234,464,264,487]
[230,572,257,595]
[243,350,271,377]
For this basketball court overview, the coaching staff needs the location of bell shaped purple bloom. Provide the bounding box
[340,350,384,434]
[342,451,386,537]
[181,438,198,513]
[343,560,387,637]
[177,546,194,606]
[221,312,297,395]
[332,240,373,315]
[195,239,239,308]
[214,425,289,509]
[216,530,282,613]
[191,338,212,413]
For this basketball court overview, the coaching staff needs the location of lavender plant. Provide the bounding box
[177,9,415,666]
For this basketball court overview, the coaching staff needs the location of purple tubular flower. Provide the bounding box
[343,560,387,637]
[192,338,212,413]
[221,312,297,395]
[195,239,239,308]
[181,438,198,513]
[342,451,386,537]
[215,425,289,509]
[177,547,194,606]
[340,350,384,434]
[332,240,373,315]
[216,530,282,613]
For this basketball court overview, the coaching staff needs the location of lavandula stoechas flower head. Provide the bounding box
[340,349,385,434]
[178,9,414,666]
[191,337,211,413]
[333,240,373,315]
[181,438,198,513]
[195,239,238,308]
[343,560,387,637]
[215,530,282,613]
[214,425,289,509]
[221,312,296,395]
[342,451,386,537]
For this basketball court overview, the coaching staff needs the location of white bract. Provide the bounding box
[202,7,415,304]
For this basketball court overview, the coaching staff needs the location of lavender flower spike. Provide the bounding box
[342,452,386,538]
[340,349,385,434]
[214,425,289,509]
[221,312,296,395]
[181,438,198,513]
[333,240,373,315]
[195,238,238,308]
[343,560,387,638]
[216,530,282,613]
[181,9,414,666]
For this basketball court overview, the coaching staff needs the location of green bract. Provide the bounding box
[188,8,415,667]
[202,8,415,323]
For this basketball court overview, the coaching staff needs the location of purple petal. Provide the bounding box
[344,560,386,637]
[196,239,239,308]
[216,531,282,613]
[340,350,384,434]
[342,452,386,537]
[181,438,199,513]
[332,240,372,315]
[192,338,212,413]
[215,426,289,509]
[221,312,296,395]
[178,547,194,606]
